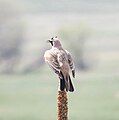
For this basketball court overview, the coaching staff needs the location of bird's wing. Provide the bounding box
[65,50,75,78]
[57,52,64,67]
[44,50,60,74]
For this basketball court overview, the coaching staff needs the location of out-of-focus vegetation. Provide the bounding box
[59,23,91,69]
[0,68,119,120]
[0,0,119,73]
[0,0,24,73]
[0,0,119,120]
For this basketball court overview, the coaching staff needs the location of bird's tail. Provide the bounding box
[59,71,74,92]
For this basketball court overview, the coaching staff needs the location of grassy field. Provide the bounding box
[0,65,119,120]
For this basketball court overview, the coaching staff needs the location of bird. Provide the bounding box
[44,36,75,92]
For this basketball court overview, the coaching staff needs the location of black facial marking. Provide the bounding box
[50,41,53,46]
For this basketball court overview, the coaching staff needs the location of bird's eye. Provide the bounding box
[51,37,53,40]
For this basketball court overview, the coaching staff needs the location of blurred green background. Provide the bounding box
[0,0,119,120]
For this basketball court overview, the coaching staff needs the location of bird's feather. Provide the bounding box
[65,50,75,78]
[44,50,60,74]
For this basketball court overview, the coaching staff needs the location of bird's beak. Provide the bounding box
[47,39,51,43]
[47,39,53,46]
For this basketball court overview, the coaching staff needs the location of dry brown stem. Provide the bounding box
[57,91,68,120]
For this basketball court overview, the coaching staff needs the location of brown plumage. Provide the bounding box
[44,36,75,92]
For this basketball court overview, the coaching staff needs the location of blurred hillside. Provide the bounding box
[0,0,119,73]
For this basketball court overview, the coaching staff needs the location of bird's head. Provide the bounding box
[47,36,62,48]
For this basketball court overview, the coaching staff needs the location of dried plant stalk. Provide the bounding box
[57,91,68,120]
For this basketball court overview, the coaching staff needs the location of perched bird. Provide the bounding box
[44,36,75,92]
